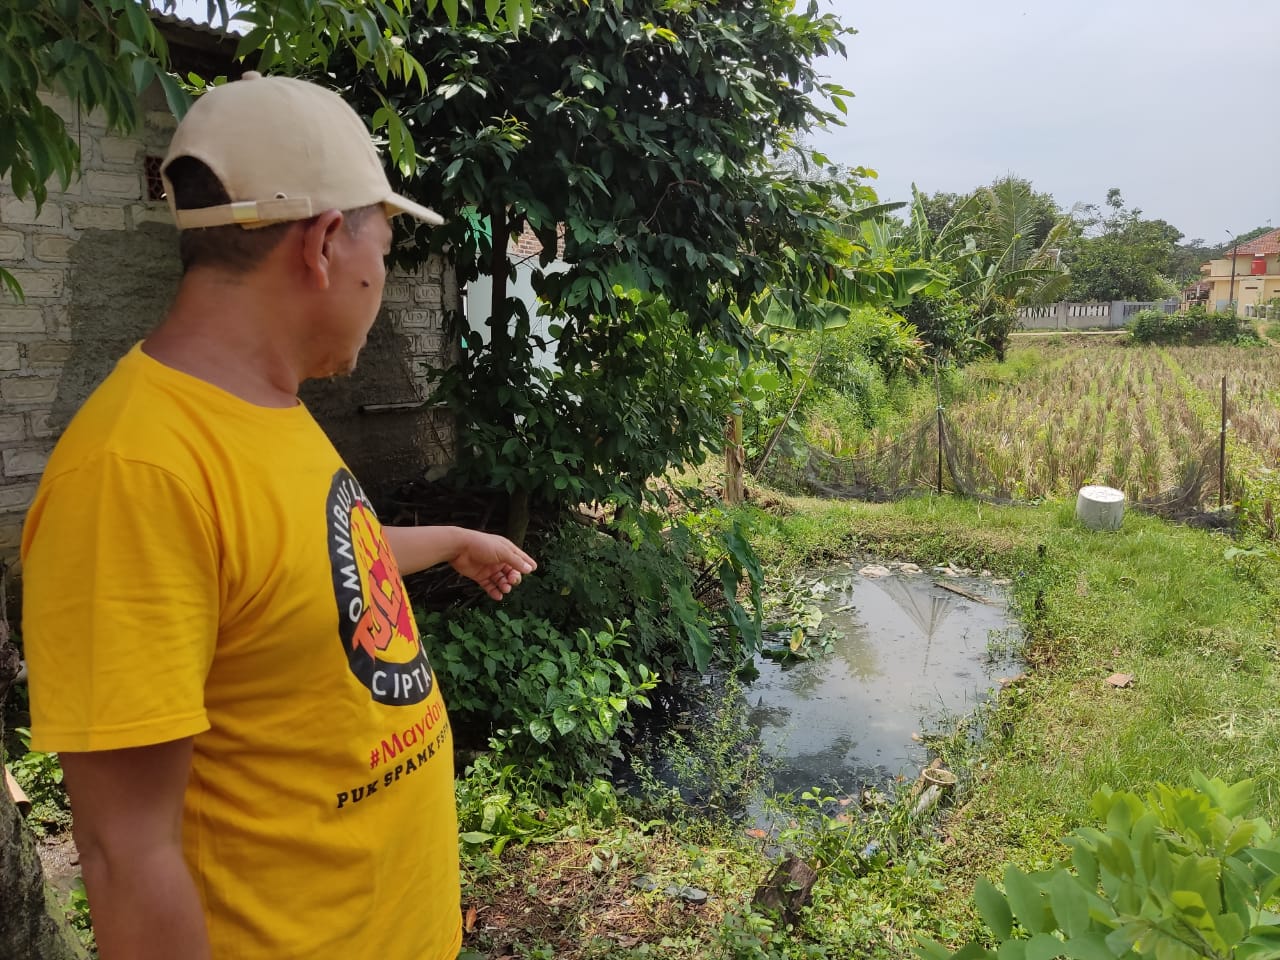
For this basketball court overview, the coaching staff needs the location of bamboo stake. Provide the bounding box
[1219,375,1227,511]
[754,348,823,475]
[935,361,944,495]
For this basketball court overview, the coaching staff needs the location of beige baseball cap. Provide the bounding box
[161,71,442,230]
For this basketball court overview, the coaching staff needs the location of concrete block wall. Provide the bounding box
[0,85,458,560]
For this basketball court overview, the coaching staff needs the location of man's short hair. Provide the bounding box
[166,157,292,274]
[166,157,383,275]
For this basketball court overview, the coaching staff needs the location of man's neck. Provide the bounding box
[145,273,305,408]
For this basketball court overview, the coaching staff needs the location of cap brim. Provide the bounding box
[385,193,445,227]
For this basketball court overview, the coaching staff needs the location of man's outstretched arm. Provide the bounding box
[383,526,537,599]
[60,739,210,960]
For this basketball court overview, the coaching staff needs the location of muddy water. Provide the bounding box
[750,566,1021,796]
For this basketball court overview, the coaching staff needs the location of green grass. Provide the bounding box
[743,492,1047,577]
[742,493,1280,819]
[733,492,1280,949]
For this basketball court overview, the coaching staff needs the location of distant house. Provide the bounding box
[1181,280,1212,308]
[1196,227,1280,314]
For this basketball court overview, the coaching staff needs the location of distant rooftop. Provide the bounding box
[152,9,235,38]
[151,7,246,78]
[1226,227,1280,257]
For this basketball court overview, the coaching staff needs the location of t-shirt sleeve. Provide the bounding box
[21,454,220,753]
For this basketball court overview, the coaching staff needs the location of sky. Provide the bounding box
[808,0,1280,243]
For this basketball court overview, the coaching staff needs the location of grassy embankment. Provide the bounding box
[459,488,1280,959]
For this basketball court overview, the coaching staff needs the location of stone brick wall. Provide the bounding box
[510,223,565,260]
[0,85,457,560]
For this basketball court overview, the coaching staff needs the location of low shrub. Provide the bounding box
[422,513,765,779]
[921,774,1280,960]
[429,611,657,776]
[1128,306,1244,344]
[6,727,72,837]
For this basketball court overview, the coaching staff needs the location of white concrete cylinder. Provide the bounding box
[1076,485,1126,531]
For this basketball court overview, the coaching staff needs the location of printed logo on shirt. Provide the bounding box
[326,468,435,706]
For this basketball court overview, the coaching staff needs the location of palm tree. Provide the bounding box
[911,179,1071,360]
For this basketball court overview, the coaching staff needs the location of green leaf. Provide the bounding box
[504,0,526,34]
[1024,933,1066,960]
[155,70,191,121]
[528,718,551,744]
[913,939,961,960]
[0,268,25,303]
[552,708,577,736]
[122,0,154,48]
[1103,923,1144,956]
[1045,872,1091,940]
[459,831,494,845]
[1060,933,1117,960]
[1003,867,1048,935]
[975,878,1014,940]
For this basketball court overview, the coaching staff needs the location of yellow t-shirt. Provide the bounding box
[21,344,462,960]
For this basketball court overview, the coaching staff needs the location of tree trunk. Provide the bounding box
[752,855,819,926]
[506,487,530,547]
[0,786,87,960]
[486,208,530,547]
[488,204,512,361]
[724,410,744,506]
[0,569,87,959]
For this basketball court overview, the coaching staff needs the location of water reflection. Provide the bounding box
[750,569,1021,797]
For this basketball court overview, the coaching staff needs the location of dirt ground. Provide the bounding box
[38,833,81,899]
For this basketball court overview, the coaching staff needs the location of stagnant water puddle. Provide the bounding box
[751,562,1023,797]
[623,560,1024,808]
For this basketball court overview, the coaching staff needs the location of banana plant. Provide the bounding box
[751,202,942,333]
[911,181,1072,359]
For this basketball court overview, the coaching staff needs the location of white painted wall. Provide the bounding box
[464,256,568,372]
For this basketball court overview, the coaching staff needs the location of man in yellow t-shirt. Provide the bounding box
[20,73,535,960]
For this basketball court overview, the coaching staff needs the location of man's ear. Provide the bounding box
[299,210,346,291]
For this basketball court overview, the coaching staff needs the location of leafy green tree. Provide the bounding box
[914,176,1060,252]
[1064,189,1181,300]
[913,189,971,236]
[897,290,979,362]
[1168,238,1219,287]
[331,0,861,541]
[1064,237,1173,302]
[1218,225,1275,252]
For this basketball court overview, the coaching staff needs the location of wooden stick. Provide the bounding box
[4,767,30,818]
[935,581,992,604]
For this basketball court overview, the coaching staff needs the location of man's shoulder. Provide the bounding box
[43,348,210,486]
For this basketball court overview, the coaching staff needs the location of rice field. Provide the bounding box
[1166,345,1280,466]
[839,339,1280,531]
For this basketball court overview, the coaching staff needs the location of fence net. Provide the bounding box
[755,409,1236,530]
